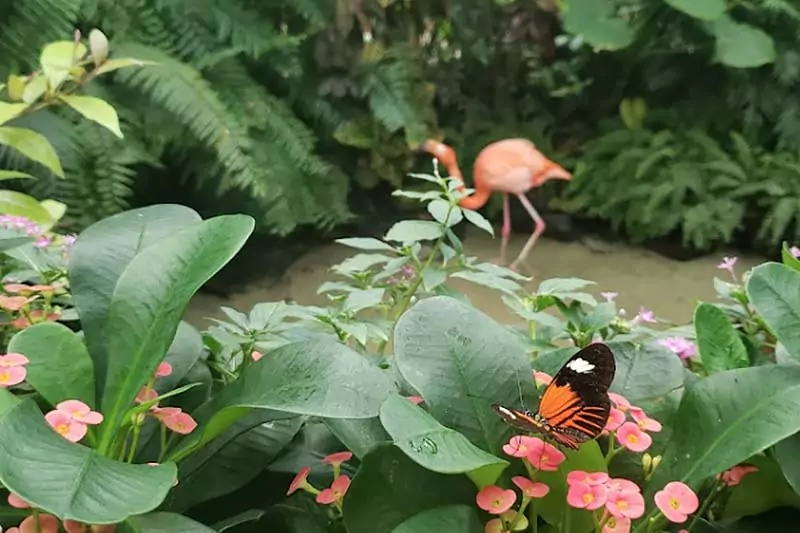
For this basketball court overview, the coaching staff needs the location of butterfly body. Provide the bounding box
[492,343,616,450]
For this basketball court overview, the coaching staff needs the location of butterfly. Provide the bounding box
[491,343,616,450]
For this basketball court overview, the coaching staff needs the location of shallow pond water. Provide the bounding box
[184,227,764,331]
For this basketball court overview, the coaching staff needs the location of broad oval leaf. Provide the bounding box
[379,393,509,487]
[59,95,123,138]
[384,220,444,243]
[342,444,476,533]
[694,302,749,373]
[607,341,685,403]
[122,512,215,532]
[392,505,483,533]
[96,214,254,453]
[7,321,95,406]
[0,127,64,177]
[710,15,776,69]
[665,0,725,20]
[747,262,800,359]
[394,296,537,456]
[335,237,396,252]
[647,365,800,499]
[0,399,176,524]
[562,0,634,51]
[40,41,87,88]
[0,190,56,226]
[427,199,463,227]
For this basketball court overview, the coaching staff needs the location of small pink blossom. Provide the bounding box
[630,407,662,432]
[0,353,29,367]
[601,292,618,303]
[604,408,626,433]
[287,466,311,495]
[533,371,553,387]
[566,481,607,510]
[7,492,30,508]
[602,516,631,533]
[155,362,172,377]
[657,337,697,360]
[717,256,738,280]
[406,395,423,404]
[323,451,353,467]
[56,400,103,425]
[567,470,609,486]
[135,386,159,405]
[0,365,26,387]
[718,465,758,487]
[251,350,263,362]
[161,410,197,434]
[616,422,652,452]
[316,474,350,505]
[606,489,645,519]
[654,481,699,523]
[476,485,517,514]
[608,393,631,411]
[526,438,566,471]
[634,306,656,324]
[0,295,33,311]
[17,513,60,533]
[512,476,550,498]
[791,246,800,258]
[45,410,87,442]
[606,477,641,497]
[503,435,539,458]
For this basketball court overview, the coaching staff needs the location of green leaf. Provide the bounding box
[538,441,606,533]
[392,505,483,533]
[0,399,176,524]
[123,512,216,532]
[94,58,154,76]
[379,393,509,486]
[462,208,494,236]
[394,296,537,456]
[0,170,33,180]
[0,190,55,226]
[153,321,205,395]
[709,15,776,68]
[343,288,385,313]
[335,237,396,252]
[774,432,800,495]
[781,242,800,272]
[170,338,394,461]
[96,214,254,454]
[0,231,33,252]
[427,199,463,227]
[0,126,64,177]
[384,220,444,244]
[59,94,123,138]
[664,0,725,20]
[39,199,66,224]
[746,262,800,359]
[421,266,447,291]
[342,444,476,533]
[647,365,800,499]
[324,417,391,459]
[723,454,800,521]
[7,322,95,406]
[607,341,686,403]
[450,270,522,295]
[537,277,595,295]
[561,0,634,51]
[40,41,86,88]
[0,102,28,126]
[694,303,749,373]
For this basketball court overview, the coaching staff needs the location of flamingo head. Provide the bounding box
[534,160,572,186]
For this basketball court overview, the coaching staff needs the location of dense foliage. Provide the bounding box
[2,0,800,253]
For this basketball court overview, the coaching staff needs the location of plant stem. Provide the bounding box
[127,420,143,463]
[685,479,722,532]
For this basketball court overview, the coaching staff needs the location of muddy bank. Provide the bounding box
[184,227,764,331]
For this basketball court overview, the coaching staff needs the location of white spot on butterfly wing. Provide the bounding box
[495,405,517,420]
[566,357,595,374]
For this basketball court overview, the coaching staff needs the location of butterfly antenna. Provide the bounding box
[515,369,528,411]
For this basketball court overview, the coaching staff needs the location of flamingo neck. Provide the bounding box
[457,185,491,210]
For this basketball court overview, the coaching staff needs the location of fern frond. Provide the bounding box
[0,0,82,71]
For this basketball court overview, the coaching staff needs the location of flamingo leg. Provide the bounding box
[498,193,511,265]
[509,193,545,271]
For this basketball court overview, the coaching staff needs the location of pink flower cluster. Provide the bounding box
[0,352,29,388]
[6,491,115,532]
[657,337,697,360]
[134,362,197,435]
[45,400,103,443]
[287,451,354,512]
[567,471,644,532]
[603,392,662,453]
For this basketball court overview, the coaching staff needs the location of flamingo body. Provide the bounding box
[417,138,571,270]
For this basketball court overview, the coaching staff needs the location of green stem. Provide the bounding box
[685,479,722,532]
[158,423,168,462]
[127,419,143,463]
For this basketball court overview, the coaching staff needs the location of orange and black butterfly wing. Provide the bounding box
[536,343,616,449]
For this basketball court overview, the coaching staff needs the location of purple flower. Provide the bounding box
[33,235,52,248]
[601,292,618,303]
[791,246,800,259]
[633,306,656,324]
[717,256,738,281]
[657,337,697,360]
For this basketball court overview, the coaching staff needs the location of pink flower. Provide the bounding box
[657,337,697,360]
[17,513,60,533]
[533,371,553,387]
[287,466,311,495]
[606,489,645,519]
[503,435,540,458]
[717,256,738,280]
[602,516,631,533]
[56,400,103,425]
[601,292,618,302]
[476,485,517,515]
[316,474,350,505]
[654,481,699,523]
[45,410,87,442]
[323,451,353,467]
[156,362,172,377]
[7,492,30,508]
[791,246,800,258]
[634,306,656,324]
[630,407,662,432]
[0,353,29,366]
[0,295,33,311]
[251,351,263,362]
[567,470,609,486]
[566,481,607,510]
[526,438,566,471]
[512,476,550,498]
[484,519,508,533]
[604,408,626,433]
[608,393,630,411]
[616,422,652,452]
[0,365,27,387]
[406,395,424,404]
[161,410,197,434]
[718,465,758,487]
[135,386,159,405]
[606,478,641,497]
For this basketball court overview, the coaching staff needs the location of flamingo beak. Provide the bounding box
[536,162,572,185]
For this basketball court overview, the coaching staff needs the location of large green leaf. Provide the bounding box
[379,393,509,487]
[0,127,64,177]
[607,341,685,403]
[0,399,176,524]
[392,505,483,533]
[664,0,725,20]
[123,512,216,532]
[747,262,800,359]
[342,444,476,533]
[394,296,538,456]
[723,455,800,521]
[68,205,201,400]
[709,15,776,68]
[773,431,800,495]
[169,338,394,461]
[96,214,254,454]
[324,417,390,459]
[562,0,634,51]
[0,190,55,226]
[153,321,205,395]
[7,321,95,406]
[694,303,749,374]
[537,441,606,533]
[647,365,800,502]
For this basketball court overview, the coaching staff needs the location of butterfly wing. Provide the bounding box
[536,343,616,449]
[491,403,547,436]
